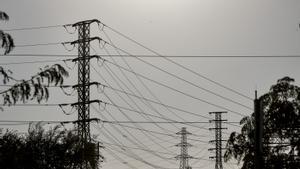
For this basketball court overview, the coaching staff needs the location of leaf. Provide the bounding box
[0,64,69,110]
[0,11,9,20]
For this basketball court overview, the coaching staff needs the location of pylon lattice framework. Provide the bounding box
[176,127,193,169]
[209,112,227,169]
[76,21,91,143]
[70,19,101,169]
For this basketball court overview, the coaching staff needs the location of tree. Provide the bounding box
[0,11,14,55]
[0,11,103,168]
[0,11,68,107]
[0,124,102,169]
[224,77,300,169]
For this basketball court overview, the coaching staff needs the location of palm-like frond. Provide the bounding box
[0,30,14,54]
[0,11,14,54]
[1,64,69,105]
[0,11,9,21]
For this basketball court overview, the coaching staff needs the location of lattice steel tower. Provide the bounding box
[70,19,101,168]
[176,127,193,169]
[209,112,227,169]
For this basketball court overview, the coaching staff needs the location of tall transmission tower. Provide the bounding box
[209,112,227,169]
[176,127,193,169]
[69,19,101,169]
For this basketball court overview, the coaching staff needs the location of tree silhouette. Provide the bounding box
[0,11,103,168]
[224,77,300,169]
[0,11,69,108]
[0,11,14,55]
[0,124,102,169]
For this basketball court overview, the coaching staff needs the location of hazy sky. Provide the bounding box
[1,1,300,169]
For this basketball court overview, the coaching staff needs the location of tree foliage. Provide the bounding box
[1,64,69,105]
[0,124,102,169]
[0,11,69,108]
[0,11,103,168]
[224,77,300,169]
[0,11,14,55]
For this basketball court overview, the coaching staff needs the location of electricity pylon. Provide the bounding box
[176,127,193,169]
[70,19,101,169]
[209,112,227,169]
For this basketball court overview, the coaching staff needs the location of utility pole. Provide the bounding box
[176,127,193,169]
[254,91,263,169]
[209,112,227,169]
[70,19,101,169]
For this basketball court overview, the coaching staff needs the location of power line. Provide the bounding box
[0,84,72,87]
[100,45,180,131]
[95,58,181,143]
[102,141,176,156]
[103,82,212,120]
[105,122,210,143]
[15,42,64,48]
[106,121,211,124]
[0,103,61,106]
[0,101,239,131]
[103,139,211,165]
[93,108,176,163]
[103,147,139,169]
[0,79,242,127]
[96,122,183,165]
[104,24,254,100]
[105,144,175,169]
[91,66,213,132]
[96,78,243,129]
[3,24,65,32]
[102,106,211,143]
[92,97,177,160]
[102,43,253,111]
[95,123,168,168]
[0,120,239,124]
[0,59,70,65]
[96,59,180,133]
[98,57,247,117]
[99,90,185,154]
[2,101,205,124]
[0,54,76,57]
[103,30,207,131]
[2,54,300,58]
[0,120,70,123]
[103,146,140,169]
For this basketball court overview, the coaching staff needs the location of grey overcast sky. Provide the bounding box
[1,0,300,169]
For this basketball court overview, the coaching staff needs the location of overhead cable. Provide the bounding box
[103,24,253,100]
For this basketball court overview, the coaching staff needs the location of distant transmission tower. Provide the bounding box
[176,127,193,169]
[209,112,227,169]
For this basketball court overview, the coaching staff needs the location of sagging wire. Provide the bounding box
[63,24,77,34]
[96,55,105,67]
[97,22,105,32]
[63,59,77,70]
[59,104,76,115]
[96,83,105,93]
[97,101,107,112]
[99,40,108,49]
[93,121,105,131]
[60,85,76,96]
[62,42,75,52]
[88,46,105,67]
[60,122,68,130]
